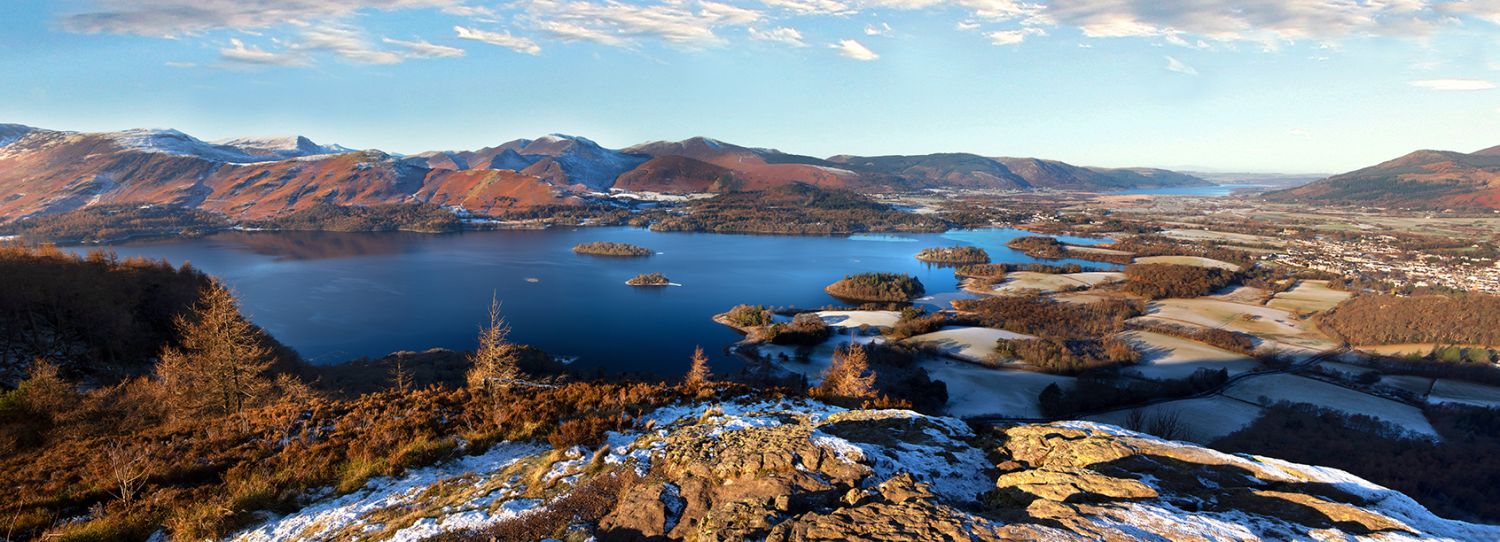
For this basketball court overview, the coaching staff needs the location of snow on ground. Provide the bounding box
[1084,396,1264,443]
[231,442,545,542]
[1223,374,1438,439]
[813,410,994,501]
[1249,456,1500,542]
[1207,285,1268,304]
[1119,330,1263,379]
[1266,280,1350,314]
[990,272,1125,294]
[902,326,1033,364]
[1133,298,1337,356]
[912,291,981,309]
[815,310,901,330]
[920,357,1072,418]
[1380,374,1436,397]
[1054,422,1500,542]
[1159,229,1283,246]
[757,334,881,384]
[1427,379,1500,408]
[1133,255,1242,271]
[1064,245,1133,256]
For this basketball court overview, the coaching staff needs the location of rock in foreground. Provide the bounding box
[233,400,1499,542]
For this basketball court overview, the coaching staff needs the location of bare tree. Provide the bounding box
[101,440,156,505]
[390,356,415,394]
[683,346,713,391]
[1145,409,1186,441]
[818,342,876,400]
[466,295,522,393]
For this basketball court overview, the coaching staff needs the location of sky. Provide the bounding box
[1,1,1498,173]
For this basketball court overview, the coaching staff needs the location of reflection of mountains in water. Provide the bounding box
[216,230,418,260]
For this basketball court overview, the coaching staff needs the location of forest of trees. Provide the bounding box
[1320,293,1500,346]
[914,246,989,264]
[1039,368,1228,417]
[953,262,1094,279]
[1111,234,1260,270]
[0,205,229,243]
[824,273,926,303]
[951,295,1144,374]
[1122,263,1239,299]
[0,245,215,385]
[649,183,949,235]
[1005,236,1068,259]
[249,203,462,233]
[1130,322,1256,355]
[572,241,653,257]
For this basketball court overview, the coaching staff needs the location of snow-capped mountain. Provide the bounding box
[0,123,1219,223]
[214,135,356,160]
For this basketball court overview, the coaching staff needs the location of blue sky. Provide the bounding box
[2,1,1498,173]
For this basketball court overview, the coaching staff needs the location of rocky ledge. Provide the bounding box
[233,400,1499,542]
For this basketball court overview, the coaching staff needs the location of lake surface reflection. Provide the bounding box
[73,227,1112,375]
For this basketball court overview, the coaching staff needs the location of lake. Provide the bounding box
[70,227,1112,376]
[1112,184,1265,196]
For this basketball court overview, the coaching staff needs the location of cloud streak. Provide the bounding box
[455,26,542,54]
[832,38,878,60]
[1409,79,1496,91]
[1165,55,1198,76]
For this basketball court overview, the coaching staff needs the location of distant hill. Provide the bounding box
[1264,146,1500,209]
[0,124,1218,224]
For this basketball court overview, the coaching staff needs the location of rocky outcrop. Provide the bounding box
[231,401,1500,542]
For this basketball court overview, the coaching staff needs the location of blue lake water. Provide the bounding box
[1111,184,1264,196]
[72,227,1112,376]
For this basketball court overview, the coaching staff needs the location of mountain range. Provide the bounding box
[1265,145,1500,209]
[0,124,1214,223]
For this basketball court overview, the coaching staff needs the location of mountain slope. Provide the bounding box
[625,137,867,191]
[831,153,1032,189]
[0,127,576,222]
[230,400,1500,541]
[1265,147,1500,208]
[0,125,1226,223]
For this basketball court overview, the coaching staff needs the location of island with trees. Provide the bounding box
[824,272,925,302]
[914,246,990,264]
[625,272,672,286]
[573,241,654,257]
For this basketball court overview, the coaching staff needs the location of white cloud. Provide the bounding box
[292,24,406,64]
[536,20,632,47]
[955,20,981,31]
[1289,128,1310,139]
[748,26,808,47]
[864,22,892,36]
[220,38,309,66]
[383,37,465,58]
[517,0,765,48]
[985,27,1044,45]
[1409,79,1496,91]
[1164,55,1198,76]
[759,0,854,16]
[63,0,470,36]
[455,26,542,54]
[832,38,879,61]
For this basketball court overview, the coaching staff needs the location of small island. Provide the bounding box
[824,272,925,302]
[573,241,653,257]
[626,272,672,286]
[1005,236,1068,259]
[915,246,990,264]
